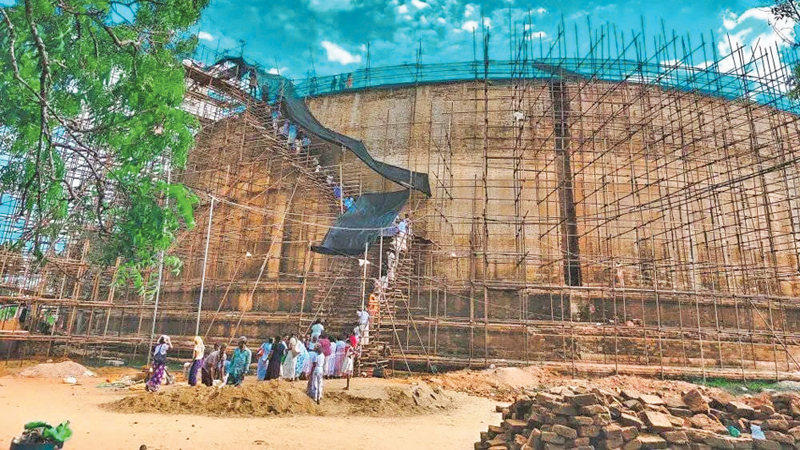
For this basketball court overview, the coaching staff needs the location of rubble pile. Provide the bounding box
[476,385,800,450]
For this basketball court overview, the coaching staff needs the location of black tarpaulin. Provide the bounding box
[261,73,432,196]
[312,190,410,256]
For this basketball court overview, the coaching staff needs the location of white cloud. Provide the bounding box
[398,4,409,14]
[404,14,413,20]
[411,0,430,9]
[268,67,289,75]
[197,31,214,41]
[535,7,546,14]
[715,6,796,92]
[437,17,446,24]
[528,31,548,40]
[464,4,477,18]
[309,0,353,12]
[420,15,429,24]
[321,41,362,65]
[569,10,589,20]
[483,17,491,28]
[722,7,774,30]
[461,20,479,32]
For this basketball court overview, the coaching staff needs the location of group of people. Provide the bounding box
[370,213,413,301]
[144,310,369,403]
[328,73,354,93]
[145,335,245,392]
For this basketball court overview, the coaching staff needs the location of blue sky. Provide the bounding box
[193,0,798,79]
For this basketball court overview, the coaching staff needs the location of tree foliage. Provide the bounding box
[0,0,208,284]
[770,0,800,98]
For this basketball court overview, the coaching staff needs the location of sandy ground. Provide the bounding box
[0,375,498,450]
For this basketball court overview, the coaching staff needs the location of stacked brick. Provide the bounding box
[476,385,800,450]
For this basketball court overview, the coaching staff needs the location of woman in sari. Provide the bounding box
[306,344,324,404]
[188,336,205,386]
[146,335,172,392]
[227,336,252,386]
[265,335,285,380]
[256,338,273,381]
[294,336,309,380]
[281,334,298,381]
[333,336,346,377]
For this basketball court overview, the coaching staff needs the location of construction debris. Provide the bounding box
[476,385,800,450]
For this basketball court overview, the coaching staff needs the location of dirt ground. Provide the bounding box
[417,365,716,401]
[0,374,498,450]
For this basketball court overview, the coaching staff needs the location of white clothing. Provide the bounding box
[357,310,370,325]
[311,323,324,338]
[314,353,325,374]
[358,323,370,346]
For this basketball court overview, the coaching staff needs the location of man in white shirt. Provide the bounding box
[357,309,370,346]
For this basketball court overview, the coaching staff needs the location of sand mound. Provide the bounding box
[109,380,318,416]
[423,366,554,401]
[18,361,95,379]
[421,366,719,402]
[108,380,453,418]
[326,382,454,416]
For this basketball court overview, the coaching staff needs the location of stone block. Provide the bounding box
[621,426,639,441]
[669,407,694,418]
[690,414,728,434]
[554,403,579,416]
[603,424,623,441]
[570,416,595,427]
[624,400,644,411]
[752,440,781,450]
[727,402,756,419]
[703,434,737,450]
[542,444,565,450]
[623,440,642,450]
[635,433,668,449]
[661,430,689,445]
[551,424,578,440]
[541,431,566,445]
[528,428,542,448]
[622,390,644,400]
[619,414,644,430]
[537,392,560,405]
[571,437,591,447]
[505,419,528,434]
[593,413,612,426]
[578,425,601,438]
[639,395,665,406]
[684,428,716,442]
[641,411,674,432]
[571,394,600,407]
[761,430,793,445]
[690,444,712,450]
[581,405,610,416]
[763,418,789,433]
[683,389,710,413]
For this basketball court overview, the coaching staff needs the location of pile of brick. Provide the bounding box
[476,385,800,450]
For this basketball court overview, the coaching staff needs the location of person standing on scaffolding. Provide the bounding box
[248,71,258,97]
[329,76,338,93]
[260,82,270,104]
[394,214,410,253]
[356,308,370,346]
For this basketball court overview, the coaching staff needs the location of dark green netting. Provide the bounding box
[264,74,431,196]
[209,57,431,196]
[311,190,409,256]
